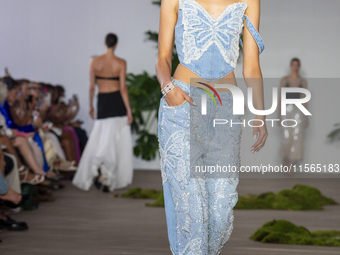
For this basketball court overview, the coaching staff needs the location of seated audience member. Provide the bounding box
[29,83,76,171]
[60,92,88,154]
[45,85,81,165]
[0,68,89,242]
[0,77,56,178]
[16,79,31,119]
[0,81,46,184]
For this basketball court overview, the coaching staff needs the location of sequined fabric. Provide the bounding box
[158,79,242,255]
[175,0,265,82]
[180,0,247,67]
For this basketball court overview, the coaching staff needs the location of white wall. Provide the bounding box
[0,0,160,130]
[256,0,340,79]
[0,0,339,170]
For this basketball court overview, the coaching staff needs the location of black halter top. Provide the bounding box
[95,76,119,81]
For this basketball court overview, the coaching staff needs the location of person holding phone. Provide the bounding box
[44,85,80,165]
[0,80,47,184]
[29,83,77,172]
[0,77,56,179]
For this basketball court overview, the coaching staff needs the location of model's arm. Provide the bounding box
[155,0,193,106]
[89,58,96,120]
[301,79,309,128]
[242,0,268,153]
[119,60,133,125]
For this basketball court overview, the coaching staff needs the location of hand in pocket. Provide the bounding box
[164,86,196,107]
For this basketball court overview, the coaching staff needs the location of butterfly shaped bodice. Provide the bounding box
[175,0,265,81]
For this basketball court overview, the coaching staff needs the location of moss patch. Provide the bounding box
[235,184,337,210]
[120,187,164,207]
[146,190,165,207]
[121,187,161,199]
[121,185,337,210]
[251,219,340,247]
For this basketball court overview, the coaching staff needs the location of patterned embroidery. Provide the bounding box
[158,85,241,255]
[180,0,247,68]
[159,129,190,185]
[183,238,203,255]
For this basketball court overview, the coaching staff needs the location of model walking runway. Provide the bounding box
[156,0,267,254]
[73,33,134,192]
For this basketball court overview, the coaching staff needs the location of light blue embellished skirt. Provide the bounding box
[158,78,242,255]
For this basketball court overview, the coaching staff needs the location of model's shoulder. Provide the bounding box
[242,0,260,7]
[119,57,126,63]
[115,57,126,65]
[241,0,260,14]
[91,54,104,62]
[111,57,126,70]
[161,0,179,10]
[90,55,99,66]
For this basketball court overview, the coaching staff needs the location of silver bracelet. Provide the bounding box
[161,81,177,96]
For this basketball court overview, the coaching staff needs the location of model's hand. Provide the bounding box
[251,116,268,154]
[164,86,196,107]
[89,107,95,120]
[127,111,133,125]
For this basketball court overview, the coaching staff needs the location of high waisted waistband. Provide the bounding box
[97,91,127,119]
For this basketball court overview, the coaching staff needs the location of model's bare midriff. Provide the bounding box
[173,64,237,93]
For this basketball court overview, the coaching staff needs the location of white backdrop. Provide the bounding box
[1,0,339,170]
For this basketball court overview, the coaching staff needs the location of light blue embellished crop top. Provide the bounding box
[175,0,265,81]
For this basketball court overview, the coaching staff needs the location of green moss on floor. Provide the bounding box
[251,219,340,247]
[120,184,337,210]
[146,191,164,207]
[235,184,337,210]
[120,187,164,207]
[121,187,161,199]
